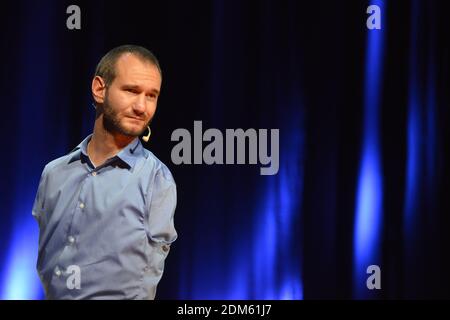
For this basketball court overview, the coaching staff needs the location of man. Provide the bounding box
[32,45,177,299]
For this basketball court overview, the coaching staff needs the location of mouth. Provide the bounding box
[126,116,145,123]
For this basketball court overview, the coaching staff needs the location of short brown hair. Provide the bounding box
[94,44,162,86]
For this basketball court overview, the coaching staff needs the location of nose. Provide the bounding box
[132,93,146,115]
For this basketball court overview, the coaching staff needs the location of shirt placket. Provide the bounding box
[52,164,99,286]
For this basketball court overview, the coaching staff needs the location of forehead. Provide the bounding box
[114,53,161,87]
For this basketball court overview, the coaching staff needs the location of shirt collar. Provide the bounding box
[68,134,144,170]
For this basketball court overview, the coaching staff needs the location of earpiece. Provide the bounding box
[142,126,151,142]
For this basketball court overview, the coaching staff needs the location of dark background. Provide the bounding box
[0,0,449,299]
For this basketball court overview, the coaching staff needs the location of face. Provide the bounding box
[93,53,162,137]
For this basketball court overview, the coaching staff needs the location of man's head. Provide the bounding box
[92,45,162,138]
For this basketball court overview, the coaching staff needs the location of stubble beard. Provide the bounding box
[102,96,151,138]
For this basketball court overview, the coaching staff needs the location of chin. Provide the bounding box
[119,122,145,136]
[115,126,141,137]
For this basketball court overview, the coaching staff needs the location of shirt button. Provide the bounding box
[79,203,85,209]
[54,268,61,277]
[68,236,75,244]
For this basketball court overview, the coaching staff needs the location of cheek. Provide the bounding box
[147,102,157,117]
[114,92,130,106]
[108,92,130,113]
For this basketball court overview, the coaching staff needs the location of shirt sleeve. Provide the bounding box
[32,165,48,223]
[146,164,178,246]
[143,165,178,299]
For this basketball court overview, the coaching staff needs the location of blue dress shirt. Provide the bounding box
[32,134,177,299]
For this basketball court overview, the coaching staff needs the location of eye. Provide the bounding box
[125,88,138,94]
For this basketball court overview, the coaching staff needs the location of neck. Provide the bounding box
[88,115,135,167]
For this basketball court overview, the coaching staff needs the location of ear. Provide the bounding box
[92,76,106,105]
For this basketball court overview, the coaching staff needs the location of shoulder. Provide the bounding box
[42,148,80,176]
[142,148,176,185]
